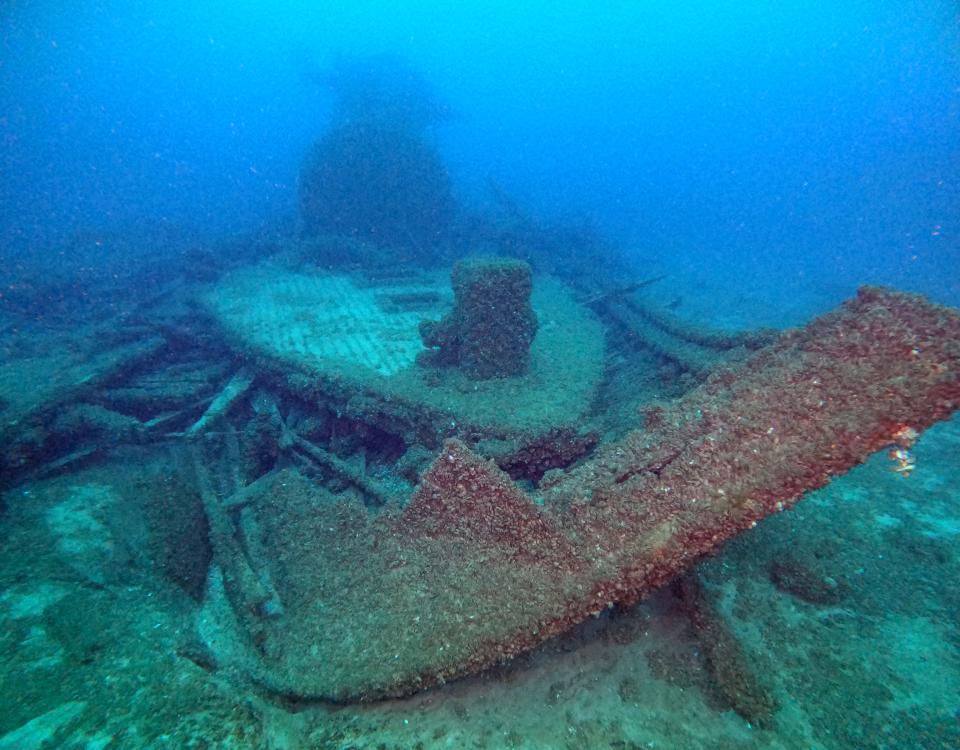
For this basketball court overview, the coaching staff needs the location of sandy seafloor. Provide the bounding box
[1,271,958,750]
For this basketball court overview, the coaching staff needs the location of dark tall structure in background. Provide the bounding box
[299,56,456,250]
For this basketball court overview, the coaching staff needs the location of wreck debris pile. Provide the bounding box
[1,221,957,708]
[202,286,959,700]
[202,264,605,475]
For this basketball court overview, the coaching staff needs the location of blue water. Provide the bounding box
[2,1,957,305]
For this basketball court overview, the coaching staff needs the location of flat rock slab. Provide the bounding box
[203,266,606,436]
[208,287,960,701]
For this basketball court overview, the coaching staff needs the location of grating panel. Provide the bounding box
[205,269,445,377]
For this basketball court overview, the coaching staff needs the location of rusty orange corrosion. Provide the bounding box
[242,287,960,701]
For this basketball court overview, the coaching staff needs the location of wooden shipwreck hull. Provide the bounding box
[210,287,960,701]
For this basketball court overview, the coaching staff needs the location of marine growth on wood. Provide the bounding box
[209,286,960,701]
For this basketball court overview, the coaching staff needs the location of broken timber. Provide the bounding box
[213,287,960,701]
[180,368,254,438]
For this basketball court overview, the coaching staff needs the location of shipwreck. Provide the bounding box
[187,261,959,701]
[2,240,958,705]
